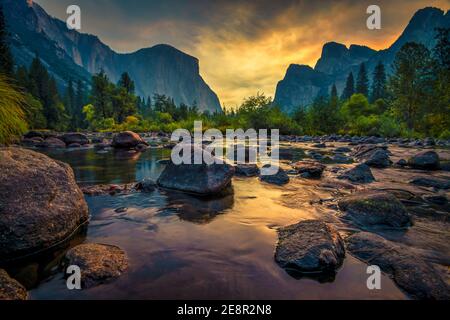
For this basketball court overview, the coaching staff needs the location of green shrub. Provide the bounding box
[0,76,28,145]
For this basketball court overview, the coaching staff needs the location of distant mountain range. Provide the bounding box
[2,0,222,113]
[274,7,450,113]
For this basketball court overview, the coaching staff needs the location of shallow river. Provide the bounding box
[8,147,408,299]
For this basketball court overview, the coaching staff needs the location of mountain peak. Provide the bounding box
[405,7,447,33]
[321,42,348,59]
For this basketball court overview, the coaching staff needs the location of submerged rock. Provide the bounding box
[81,183,134,196]
[64,243,128,289]
[407,151,440,170]
[292,161,325,178]
[260,166,289,185]
[0,269,28,300]
[0,148,89,259]
[157,146,235,195]
[347,232,450,300]
[338,191,411,229]
[112,131,147,149]
[275,220,345,274]
[337,163,375,183]
[409,176,450,190]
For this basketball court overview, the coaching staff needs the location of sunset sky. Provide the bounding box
[35,0,449,107]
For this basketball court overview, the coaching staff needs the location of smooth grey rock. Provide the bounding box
[275,220,345,274]
[157,146,235,195]
[407,151,440,170]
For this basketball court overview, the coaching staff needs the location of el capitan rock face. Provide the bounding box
[274,7,450,113]
[2,0,221,113]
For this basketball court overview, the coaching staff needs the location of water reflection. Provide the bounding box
[162,190,235,224]
[42,148,170,186]
[5,225,87,290]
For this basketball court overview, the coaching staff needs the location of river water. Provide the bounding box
[8,147,407,299]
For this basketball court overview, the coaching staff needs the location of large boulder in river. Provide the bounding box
[338,191,411,229]
[347,232,450,300]
[112,131,147,149]
[275,220,345,274]
[0,148,89,260]
[61,133,89,145]
[407,151,440,170]
[337,163,375,183]
[157,147,235,195]
[64,243,128,289]
[0,269,28,300]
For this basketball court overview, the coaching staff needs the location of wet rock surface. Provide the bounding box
[112,131,147,149]
[338,191,411,229]
[352,145,391,168]
[0,269,28,300]
[275,220,345,274]
[260,166,290,185]
[64,243,128,289]
[292,161,326,178]
[407,151,440,170]
[409,176,450,190]
[61,133,89,146]
[157,147,235,195]
[346,232,450,300]
[337,163,375,183]
[0,148,89,260]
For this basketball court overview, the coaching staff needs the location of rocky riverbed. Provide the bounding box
[0,131,449,299]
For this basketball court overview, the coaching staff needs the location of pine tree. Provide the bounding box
[341,72,354,100]
[389,42,434,131]
[118,72,135,94]
[356,63,369,97]
[0,6,13,76]
[370,61,387,102]
[91,70,113,119]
